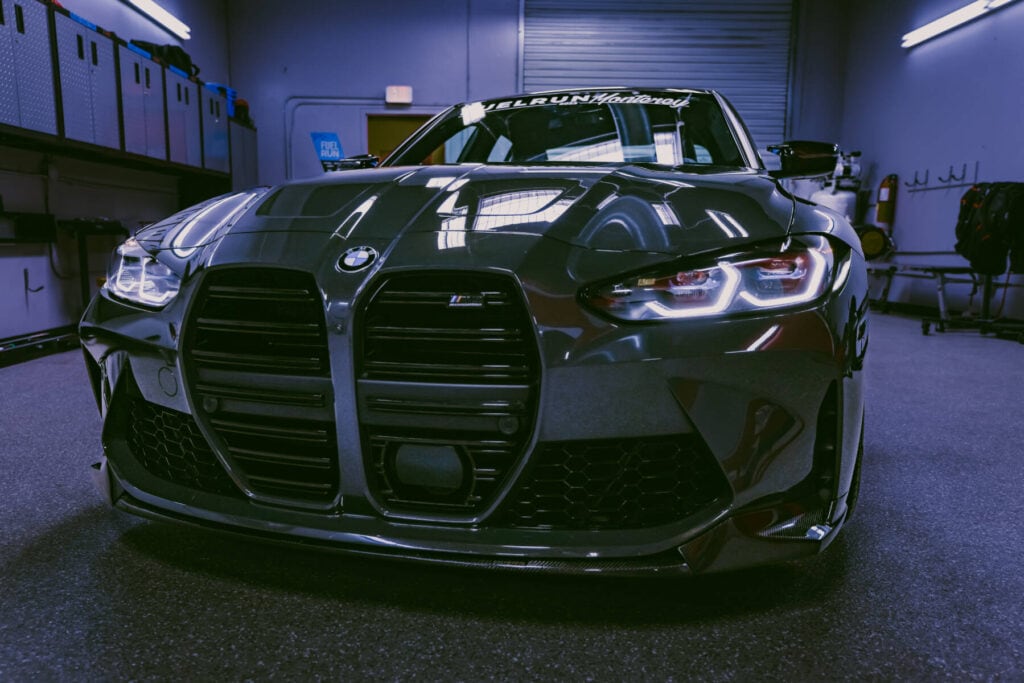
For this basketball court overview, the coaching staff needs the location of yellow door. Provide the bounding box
[367,115,434,163]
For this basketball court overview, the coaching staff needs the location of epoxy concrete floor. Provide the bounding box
[2,313,1023,680]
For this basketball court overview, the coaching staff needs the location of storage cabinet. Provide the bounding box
[1,2,255,185]
[0,3,17,127]
[201,87,230,173]
[119,44,166,160]
[54,12,118,149]
[0,0,57,134]
[230,121,258,190]
[165,67,202,167]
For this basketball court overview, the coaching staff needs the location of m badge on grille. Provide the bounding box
[448,294,485,308]
[338,246,378,272]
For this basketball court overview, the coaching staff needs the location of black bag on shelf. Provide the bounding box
[130,40,200,77]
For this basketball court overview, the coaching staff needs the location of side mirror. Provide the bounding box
[766,141,839,179]
[322,154,379,172]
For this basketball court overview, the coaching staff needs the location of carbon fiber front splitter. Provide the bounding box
[91,457,843,577]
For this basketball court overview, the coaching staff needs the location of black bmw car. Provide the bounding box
[80,88,868,575]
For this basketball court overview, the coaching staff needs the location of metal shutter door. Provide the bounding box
[522,0,793,147]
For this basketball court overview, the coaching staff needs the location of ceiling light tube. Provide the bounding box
[125,0,191,40]
[901,0,1019,48]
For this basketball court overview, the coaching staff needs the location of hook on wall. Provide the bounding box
[904,169,930,188]
[905,161,982,193]
[938,164,967,184]
[23,269,44,295]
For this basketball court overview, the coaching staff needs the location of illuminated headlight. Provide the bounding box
[585,237,838,321]
[104,238,180,308]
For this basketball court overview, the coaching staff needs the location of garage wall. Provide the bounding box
[227,0,858,186]
[839,0,1024,318]
[224,0,520,185]
[226,0,853,186]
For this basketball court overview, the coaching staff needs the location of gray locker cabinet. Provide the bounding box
[54,12,92,143]
[229,121,258,191]
[201,88,229,173]
[3,0,57,134]
[1,4,19,127]
[119,45,146,155]
[143,63,165,159]
[90,33,119,149]
[119,44,166,160]
[165,69,201,167]
[53,10,118,147]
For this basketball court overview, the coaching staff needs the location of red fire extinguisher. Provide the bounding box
[876,174,898,227]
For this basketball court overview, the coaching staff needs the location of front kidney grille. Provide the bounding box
[360,272,535,384]
[126,397,241,498]
[357,271,540,515]
[186,268,330,376]
[495,435,731,530]
[183,268,339,505]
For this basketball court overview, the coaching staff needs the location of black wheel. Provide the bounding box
[845,424,863,522]
[922,321,930,335]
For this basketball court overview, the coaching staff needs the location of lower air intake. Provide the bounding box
[126,397,240,498]
[496,435,731,530]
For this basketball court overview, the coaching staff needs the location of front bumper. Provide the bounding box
[80,243,867,576]
[90,457,846,577]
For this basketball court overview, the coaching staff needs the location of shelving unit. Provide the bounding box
[0,0,253,205]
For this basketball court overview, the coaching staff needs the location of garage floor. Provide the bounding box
[1,313,1022,680]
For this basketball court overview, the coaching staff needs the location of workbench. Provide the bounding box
[866,254,1024,340]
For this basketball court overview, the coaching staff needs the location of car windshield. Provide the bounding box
[385,91,749,169]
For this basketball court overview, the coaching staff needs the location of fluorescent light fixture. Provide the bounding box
[125,0,191,41]
[901,0,1019,48]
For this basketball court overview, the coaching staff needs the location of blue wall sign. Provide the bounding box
[311,132,344,162]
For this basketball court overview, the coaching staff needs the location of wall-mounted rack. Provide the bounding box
[905,161,982,193]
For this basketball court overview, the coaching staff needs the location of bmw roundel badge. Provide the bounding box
[338,246,378,272]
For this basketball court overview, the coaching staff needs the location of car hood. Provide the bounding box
[134,164,797,271]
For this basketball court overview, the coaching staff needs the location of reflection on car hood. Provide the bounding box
[135,164,797,264]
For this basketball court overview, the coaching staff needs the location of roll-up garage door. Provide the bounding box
[522,0,793,147]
